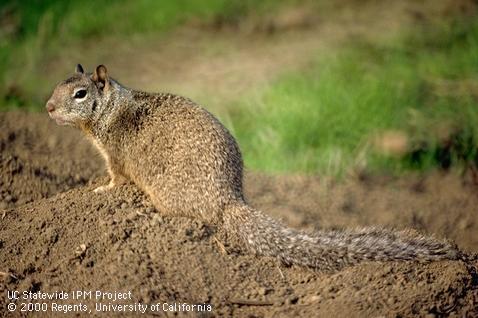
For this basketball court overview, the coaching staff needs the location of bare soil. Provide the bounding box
[0,112,477,317]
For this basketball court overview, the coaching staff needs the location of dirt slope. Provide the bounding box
[1,112,477,317]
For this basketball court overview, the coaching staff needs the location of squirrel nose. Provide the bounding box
[46,101,56,113]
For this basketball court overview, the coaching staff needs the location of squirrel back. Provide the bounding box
[46,64,461,272]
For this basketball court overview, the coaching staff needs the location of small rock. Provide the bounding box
[126,210,138,221]
[387,297,395,305]
[258,287,267,296]
[285,296,299,305]
[304,295,321,303]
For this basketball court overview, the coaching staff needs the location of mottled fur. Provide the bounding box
[46,64,460,272]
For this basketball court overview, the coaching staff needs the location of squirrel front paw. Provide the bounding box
[93,175,127,193]
[93,182,115,193]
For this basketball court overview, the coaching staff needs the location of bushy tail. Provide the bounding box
[223,202,460,271]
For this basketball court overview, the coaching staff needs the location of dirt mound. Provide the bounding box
[1,111,477,317]
[0,112,102,209]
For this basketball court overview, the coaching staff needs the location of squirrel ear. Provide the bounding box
[75,64,84,74]
[92,64,109,90]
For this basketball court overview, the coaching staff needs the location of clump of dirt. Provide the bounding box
[0,111,477,317]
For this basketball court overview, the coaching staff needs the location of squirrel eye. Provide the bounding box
[74,89,87,99]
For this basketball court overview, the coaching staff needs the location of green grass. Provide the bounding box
[226,19,478,175]
[0,0,286,109]
[3,0,276,40]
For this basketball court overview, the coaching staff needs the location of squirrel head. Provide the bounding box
[46,64,111,129]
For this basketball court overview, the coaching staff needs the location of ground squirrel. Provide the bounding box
[46,64,460,272]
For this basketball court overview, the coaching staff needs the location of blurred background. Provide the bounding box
[1,0,477,176]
